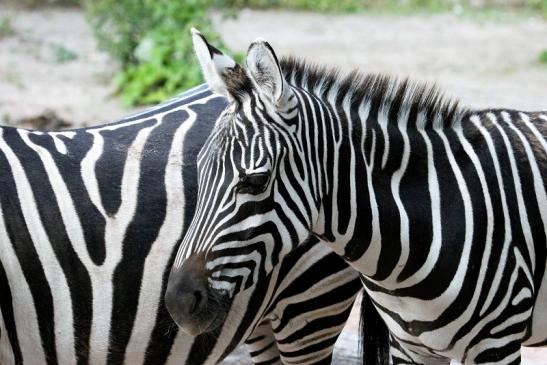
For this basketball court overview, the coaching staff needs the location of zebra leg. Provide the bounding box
[245,320,282,365]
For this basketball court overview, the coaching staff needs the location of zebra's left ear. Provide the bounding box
[246,39,290,105]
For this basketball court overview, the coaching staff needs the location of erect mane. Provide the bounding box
[280,57,467,128]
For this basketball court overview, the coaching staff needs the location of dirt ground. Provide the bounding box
[213,9,547,111]
[0,5,142,128]
[0,4,546,364]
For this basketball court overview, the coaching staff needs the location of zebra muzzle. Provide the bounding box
[165,253,228,336]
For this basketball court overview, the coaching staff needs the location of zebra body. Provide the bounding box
[170,30,547,364]
[356,108,547,363]
[0,85,361,365]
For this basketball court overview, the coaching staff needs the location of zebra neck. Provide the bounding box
[306,89,463,281]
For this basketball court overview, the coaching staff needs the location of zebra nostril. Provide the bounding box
[189,290,202,315]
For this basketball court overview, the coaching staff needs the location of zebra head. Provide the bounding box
[166,30,319,334]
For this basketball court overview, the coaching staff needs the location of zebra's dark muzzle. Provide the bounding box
[165,253,230,336]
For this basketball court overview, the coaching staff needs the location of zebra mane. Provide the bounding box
[280,57,467,128]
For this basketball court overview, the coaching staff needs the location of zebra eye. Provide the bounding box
[236,172,270,194]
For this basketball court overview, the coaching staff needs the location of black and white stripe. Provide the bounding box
[0,84,361,365]
[172,31,547,364]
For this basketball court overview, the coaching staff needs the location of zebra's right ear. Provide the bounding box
[191,28,249,101]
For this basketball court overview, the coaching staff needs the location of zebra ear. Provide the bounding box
[191,28,240,99]
[246,39,289,105]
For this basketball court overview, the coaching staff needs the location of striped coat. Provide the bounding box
[0,85,361,365]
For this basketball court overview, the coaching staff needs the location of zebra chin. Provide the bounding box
[165,253,231,336]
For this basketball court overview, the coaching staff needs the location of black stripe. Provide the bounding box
[107,112,180,364]
[0,257,22,364]
[96,118,157,217]
[29,130,107,266]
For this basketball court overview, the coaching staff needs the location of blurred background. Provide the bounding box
[0,0,546,130]
[0,0,546,363]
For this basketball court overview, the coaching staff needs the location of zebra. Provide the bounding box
[167,29,547,364]
[0,83,362,365]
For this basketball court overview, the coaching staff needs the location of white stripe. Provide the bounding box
[454,119,495,319]
[0,230,45,365]
[121,84,210,122]
[396,112,442,288]
[378,104,390,169]
[467,114,513,316]
[499,112,537,267]
[511,287,531,306]
[352,128,381,275]
[87,120,160,365]
[338,94,358,244]
[383,105,411,285]
[165,329,193,365]
[123,107,197,363]
[80,129,107,217]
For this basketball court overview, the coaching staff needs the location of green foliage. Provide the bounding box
[0,17,14,38]
[528,0,547,16]
[53,44,78,63]
[85,0,227,106]
[539,50,547,65]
